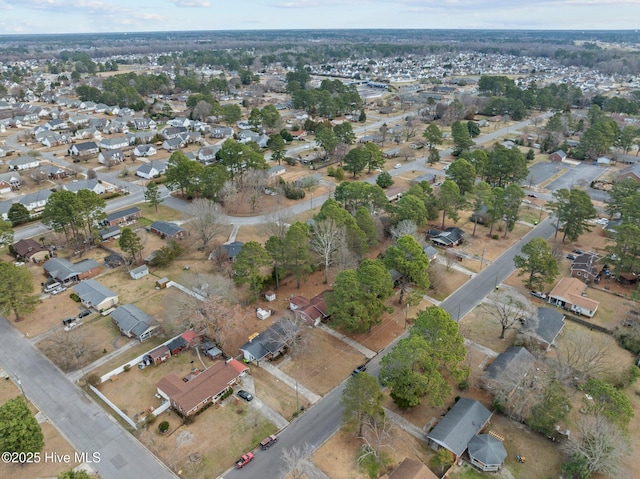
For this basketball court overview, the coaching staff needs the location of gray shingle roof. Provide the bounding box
[239,319,299,362]
[73,279,117,308]
[486,346,534,380]
[535,307,565,346]
[43,258,99,282]
[150,221,184,237]
[468,434,507,466]
[111,304,157,338]
[427,398,492,456]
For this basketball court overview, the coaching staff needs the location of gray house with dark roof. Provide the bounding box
[149,221,186,240]
[73,278,119,312]
[532,307,566,351]
[43,258,100,283]
[239,319,299,364]
[484,346,535,393]
[427,397,492,460]
[111,304,159,342]
[103,206,140,227]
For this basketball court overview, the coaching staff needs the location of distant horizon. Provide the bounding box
[0,27,638,40]
[0,1,638,35]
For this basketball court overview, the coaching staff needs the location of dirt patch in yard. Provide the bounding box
[280,328,366,396]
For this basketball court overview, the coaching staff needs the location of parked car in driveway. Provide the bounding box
[394,163,402,169]
[62,317,76,326]
[566,254,577,260]
[530,291,547,300]
[51,286,67,295]
[77,309,91,319]
[237,390,253,402]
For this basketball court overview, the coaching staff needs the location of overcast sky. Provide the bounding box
[0,0,637,35]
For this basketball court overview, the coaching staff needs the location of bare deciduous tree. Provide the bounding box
[390,220,419,242]
[309,218,346,283]
[281,444,319,479]
[428,262,447,294]
[189,199,226,252]
[220,180,239,213]
[261,211,291,240]
[272,315,309,358]
[550,331,614,382]
[482,289,536,339]
[562,414,630,479]
[41,330,99,372]
[358,413,394,467]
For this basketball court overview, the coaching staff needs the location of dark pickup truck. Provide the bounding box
[260,434,278,450]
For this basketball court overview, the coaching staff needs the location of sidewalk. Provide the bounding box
[66,338,138,383]
[258,361,322,404]
[383,407,427,442]
[317,324,376,359]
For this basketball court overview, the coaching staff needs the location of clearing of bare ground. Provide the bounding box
[313,426,439,479]
[279,328,366,396]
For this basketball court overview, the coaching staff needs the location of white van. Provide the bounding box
[44,282,62,293]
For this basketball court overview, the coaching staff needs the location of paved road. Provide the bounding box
[0,316,177,479]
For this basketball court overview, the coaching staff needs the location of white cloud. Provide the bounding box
[166,0,210,7]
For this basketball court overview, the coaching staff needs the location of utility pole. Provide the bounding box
[480,248,486,270]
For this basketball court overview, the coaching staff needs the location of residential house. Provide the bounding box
[383,148,401,159]
[290,130,307,140]
[45,118,67,130]
[40,132,72,147]
[570,252,601,283]
[111,304,159,342]
[75,127,102,141]
[484,346,535,393]
[617,163,640,182]
[547,277,599,318]
[162,137,184,151]
[210,125,234,139]
[596,156,611,166]
[127,130,156,145]
[136,160,167,179]
[470,205,490,225]
[149,221,186,240]
[379,458,438,479]
[145,345,170,365]
[99,136,129,150]
[98,149,124,165]
[129,265,149,280]
[427,398,492,461]
[98,225,121,241]
[103,206,141,227]
[63,179,106,195]
[67,113,90,127]
[0,181,12,194]
[162,126,187,140]
[422,245,439,262]
[197,146,220,165]
[18,189,52,212]
[467,434,508,472]
[37,164,68,180]
[43,257,100,283]
[103,120,129,135]
[133,144,157,157]
[0,200,10,221]
[268,165,285,178]
[428,227,464,247]
[68,141,99,157]
[292,290,331,326]
[219,241,244,262]
[156,359,248,417]
[549,150,567,162]
[8,156,40,171]
[12,238,49,263]
[73,278,119,312]
[180,131,202,144]
[239,319,300,364]
[167,336,189,356]
[132,118,156,130]
[531,307,566,350]
[167,118,191,129]
[0,171,21,189]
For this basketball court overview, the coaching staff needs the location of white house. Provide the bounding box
[73,279,119,312]
[18,189,52,211]
[8,156,40,171]
[63,179,106,195]
[100,136,129,150]
[133,144,157,157]
[98,149,125,165]
[136,160,168,179]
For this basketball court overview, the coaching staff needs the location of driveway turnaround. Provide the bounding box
[0,316,177,479]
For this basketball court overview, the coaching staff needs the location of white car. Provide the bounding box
[394,163,402,169]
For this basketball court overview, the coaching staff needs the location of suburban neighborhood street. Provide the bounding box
[223,215,557,478]
[0,316,178,479]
